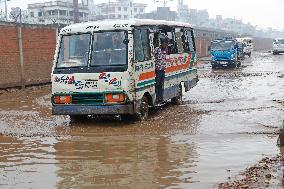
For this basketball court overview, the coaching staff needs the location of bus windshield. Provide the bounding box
[211,40,235,51]
[91,31,127,66]
[57,33,91,68]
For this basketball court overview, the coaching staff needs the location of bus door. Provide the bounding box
[132,27,155,101]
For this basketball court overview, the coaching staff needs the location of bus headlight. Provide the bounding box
[105,93,125,103]
[53,95,72,104]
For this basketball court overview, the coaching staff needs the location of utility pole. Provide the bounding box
[73,0,79,23]
[5,0,8,21]
[107,0,110,19]
[154,0,173,8]
[162,0,166,7]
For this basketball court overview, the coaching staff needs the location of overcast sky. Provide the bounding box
[2,0,284,30]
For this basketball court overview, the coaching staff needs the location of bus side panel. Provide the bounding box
[132,31,156,112]
[133,59,156,107]
[163,52,198,101]
[183,52,198,92]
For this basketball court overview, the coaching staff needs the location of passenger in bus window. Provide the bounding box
[182,31,189,52]
[111,33,122,49]
[154,34,168,103]
[109,33,126,64]
[166,38,172,54]
[75,35,89,58]
[166,32,174,54]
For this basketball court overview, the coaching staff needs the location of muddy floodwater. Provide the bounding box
[0,52,283,188]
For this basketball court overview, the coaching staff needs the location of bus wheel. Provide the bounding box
[237,61,241,67]
[69,115,86,122]
[171,85,183,105]
[135,96,149,121]
[232,61,237,68]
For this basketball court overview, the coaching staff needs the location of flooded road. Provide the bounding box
[0,52,283,188]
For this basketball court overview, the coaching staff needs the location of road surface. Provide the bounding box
[0,52,283,188]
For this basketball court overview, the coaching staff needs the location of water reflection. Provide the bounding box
[280,147,284,188]
[0,136,58,189]
[54,135,197,189]
[0,52,283,188]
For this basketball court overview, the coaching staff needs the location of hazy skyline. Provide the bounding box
[2,0,283,30]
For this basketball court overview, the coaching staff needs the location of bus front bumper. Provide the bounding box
[52,104,134,115]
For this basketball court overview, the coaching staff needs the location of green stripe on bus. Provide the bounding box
[137,79,156,88]
[190,53,195,67]
[165,69,196,80]
[136,67,197,88]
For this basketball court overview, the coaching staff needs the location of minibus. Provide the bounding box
[51,19,198,121]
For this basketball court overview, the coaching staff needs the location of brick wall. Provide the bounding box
[0,22,275,89]
[0,23,57,89]
[195,36,202,56]
[0,25,21,88]
[253,37,273,51]
[195,36,212,57]
[22,27,56,85]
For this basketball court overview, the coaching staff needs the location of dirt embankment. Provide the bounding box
[218,155,284,189]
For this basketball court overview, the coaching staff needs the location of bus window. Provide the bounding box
[181,29,189,52]
[134,29,151,62]
[186,29,195,52]
[157,26,177,54]
[91,31,127,66]
[134,29,144,62]
[182,29,195,52]
[141,29,151,60]
[57,33,91,68]
[166,31,176,54]
[175,29,184,53]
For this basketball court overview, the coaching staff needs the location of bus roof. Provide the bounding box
[60,19,193,35]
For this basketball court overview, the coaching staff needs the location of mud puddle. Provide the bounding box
[0,52,283,188]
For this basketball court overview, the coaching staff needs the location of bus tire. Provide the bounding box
[232,61,237,68]
[237,61,241,67]
[171,84,183,105]
[120,114,131,121]
[134,96,149,121]
[69,115,86,122]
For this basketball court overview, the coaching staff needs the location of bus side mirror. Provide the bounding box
[123,39,129,44]
[208,46,211,51]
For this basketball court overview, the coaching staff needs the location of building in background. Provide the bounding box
[196,9,209,26]
[188,9,197,25]
[91,0,146,21]
[1,0,282,38]
[177,0,190,22]
[87,0,96,14]
[27,0,89,24]
[136,7,177,21]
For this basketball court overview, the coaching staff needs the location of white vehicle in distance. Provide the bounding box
[273,38,284,55]
[237,37,253,57]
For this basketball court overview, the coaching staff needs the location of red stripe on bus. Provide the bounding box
[139,71,156,81]
[165,54,192,73]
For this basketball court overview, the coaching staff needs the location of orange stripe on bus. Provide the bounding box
[165,55,192,73]
[165,63,190,73]
[139,71,156,81]
[139,55,193,80]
